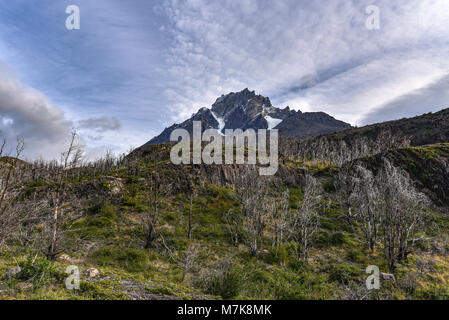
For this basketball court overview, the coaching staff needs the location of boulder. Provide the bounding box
[85,267,100,278]
[380,273,396,282]
[3,266,21,281]
[17,282,33,291]
[101,176,124,195]
[58,254,72,263]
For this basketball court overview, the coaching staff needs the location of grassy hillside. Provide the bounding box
[1,142,448,300]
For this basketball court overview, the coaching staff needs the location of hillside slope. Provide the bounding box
[282,108,449,164]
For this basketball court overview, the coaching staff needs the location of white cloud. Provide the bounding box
[0,67,137,161]
[360,73,449,125]
[77,116,121,132]
[161,0,449,124]
[0,68,73,160]
[280,49,449,125]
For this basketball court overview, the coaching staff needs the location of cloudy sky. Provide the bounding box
[0,0,448,160]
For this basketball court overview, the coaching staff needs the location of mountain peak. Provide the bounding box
[211,88,273,119]
[143,89,351,146]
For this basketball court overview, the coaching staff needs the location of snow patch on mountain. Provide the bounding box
[265,115,283,130]
[211,111,225,134]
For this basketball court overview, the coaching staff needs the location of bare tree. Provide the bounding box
[141,171,171,249]
[348,165,382,250]
[186,191,194,239]
[46,131,83,260]
[282,128,412,167]
[179,244,199,282]
[224,209,242,246]
[266,190,290,248]
[376,160,428,272]
[161,236,199,283]
[234,167,268,256]
[335,164,358,225]
[291,175,322,261]
[185,176,200,240]
[0,137,25,250]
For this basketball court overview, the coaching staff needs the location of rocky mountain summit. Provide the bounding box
[144,89,351,146]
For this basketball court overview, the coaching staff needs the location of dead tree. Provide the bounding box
[267,190,290,248]
[142,171,170,249]
[187,191,194,239]
[185,175,200,240]
[335,164,359,225]
[224,209,243,246]
[234,167,268,256]
[376,160,428,272]
[0,137,25,250]
[348,165,382,250]
[46,131,83,260]
[161,236,198,283]
[291,175,322,261]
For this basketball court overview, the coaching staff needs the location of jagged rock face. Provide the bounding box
[211,88,274,130]
[146,108,219,145]
[143,88,351,146]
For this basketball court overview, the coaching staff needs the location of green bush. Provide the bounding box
[288,259,310,273]
[346,248,366,264]
[289,187,303,209]
[328,264,360,284]
[272,269,333,300]
[205,267,243,299]
[323,179,336,193]
[145,286,176,296]
[79,281,127,300]
[330,232,349,246]
[315,231,348,248]
[90,246,148,273]
[418,285,449,300]
[265,246,289,265]
[15,256,56,289]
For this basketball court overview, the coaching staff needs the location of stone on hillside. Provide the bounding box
[17,282,33,291]
[101,176,124,195]
[380,273,396,282]
[3,266,21,280]
[59,254,72,263]
[85,267,100,278]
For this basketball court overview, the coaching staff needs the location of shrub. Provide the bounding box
[418,285,449,300]
[330,232,349,246]
[323,179,336,193]
[289,187,303,209]
[90,246,148,273]
[205,267,243,299]
[346,248,366,264]
[288,259,310,273]
[329,264,360,285]
[79,281,127,300]
[272,269,333,300]
[265,244,291,265]
[315,231,348,248]
[15,256,56,289]
[145,286,176,296]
